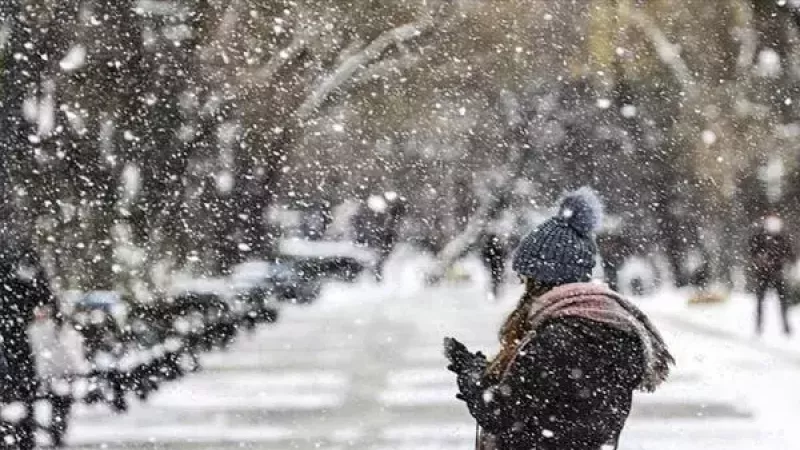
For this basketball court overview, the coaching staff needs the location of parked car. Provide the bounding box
[278,238,377,283]
[232,260,320,304]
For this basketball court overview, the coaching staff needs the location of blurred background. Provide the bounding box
[3,0,800,291]
[2,0,800,449]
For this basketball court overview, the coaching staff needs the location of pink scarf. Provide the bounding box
[524,282,673,391]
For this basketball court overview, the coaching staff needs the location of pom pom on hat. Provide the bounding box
[557,187,604,237]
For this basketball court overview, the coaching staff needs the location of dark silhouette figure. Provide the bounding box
[301,200,333,241]
[353,192,406,281]
[597,231,633,292]
[749,216,796,336]
[0,241,56,449]
[481,233,507,299]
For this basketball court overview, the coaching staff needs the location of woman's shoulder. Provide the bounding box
[530,316,642,354]
[523,317,645,381]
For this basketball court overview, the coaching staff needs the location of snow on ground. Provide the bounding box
[642,287,800,356]
[61,256,800,449]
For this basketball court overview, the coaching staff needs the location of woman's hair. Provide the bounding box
[487,277,553,376]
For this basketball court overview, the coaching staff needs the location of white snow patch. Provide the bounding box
[278,238,377,264]
[216,170,234,193]
[621,104,637,118]
[379,388,457,406]
[0,403,27,423]
[121,163,141,198]
[756,48,781,78]
[701,129,717,145]
[59,45,86,72]
[37,80,56,136]
[596,98,612,109]
[69,424,293,445]
[386,368,454,387]
[381,423,474,440]
[367,194,388,212]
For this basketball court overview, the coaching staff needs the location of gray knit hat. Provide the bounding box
[512,187,603,284]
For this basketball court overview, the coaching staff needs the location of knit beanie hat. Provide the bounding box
[512,187,603,285]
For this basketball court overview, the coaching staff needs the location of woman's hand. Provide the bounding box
[444,337,486,373]
[444,337,496,411]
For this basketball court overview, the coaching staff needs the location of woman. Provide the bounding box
[445,188,674,450]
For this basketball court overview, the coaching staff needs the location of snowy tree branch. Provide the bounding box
[296,19,434,121]
[350,52,423,85]
[629,10,698,100]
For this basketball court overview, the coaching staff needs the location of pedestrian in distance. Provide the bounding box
[749,214,796,336]
[353,192,406,282]
[481,232,507,301]
[444,188,674,450]
[596,217,631,292]
[0,240,56,450]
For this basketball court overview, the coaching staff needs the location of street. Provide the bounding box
[63,280,800,450]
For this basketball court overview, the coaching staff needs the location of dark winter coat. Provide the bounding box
[749,229,795,279]
[462,317,644,450]
[450,283,672,450]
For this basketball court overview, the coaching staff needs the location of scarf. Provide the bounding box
[523,282,674,391]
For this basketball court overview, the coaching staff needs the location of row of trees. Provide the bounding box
[2,0,800,293]
[0,0,461,293]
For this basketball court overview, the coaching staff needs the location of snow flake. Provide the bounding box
[701,130,717,146]
[217,171,234,193]
[143,93,158,106]
[596,98,612,109]
[620,105,637,118]
[367,195,388,212]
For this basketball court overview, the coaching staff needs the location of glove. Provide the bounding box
[444,337,490,404]
[443,337,487,374]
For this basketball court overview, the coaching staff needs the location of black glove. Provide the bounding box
[444,337,489,403]
[443,337,487,374]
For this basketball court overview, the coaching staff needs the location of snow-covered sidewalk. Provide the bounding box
[641,288,800,359]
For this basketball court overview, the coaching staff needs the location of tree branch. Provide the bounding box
[426,91,529,283]
[349,52,423,86]
[629,10,699,101]
[296,19,434,121]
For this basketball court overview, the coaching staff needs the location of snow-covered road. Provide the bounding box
[63,279,800,449]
